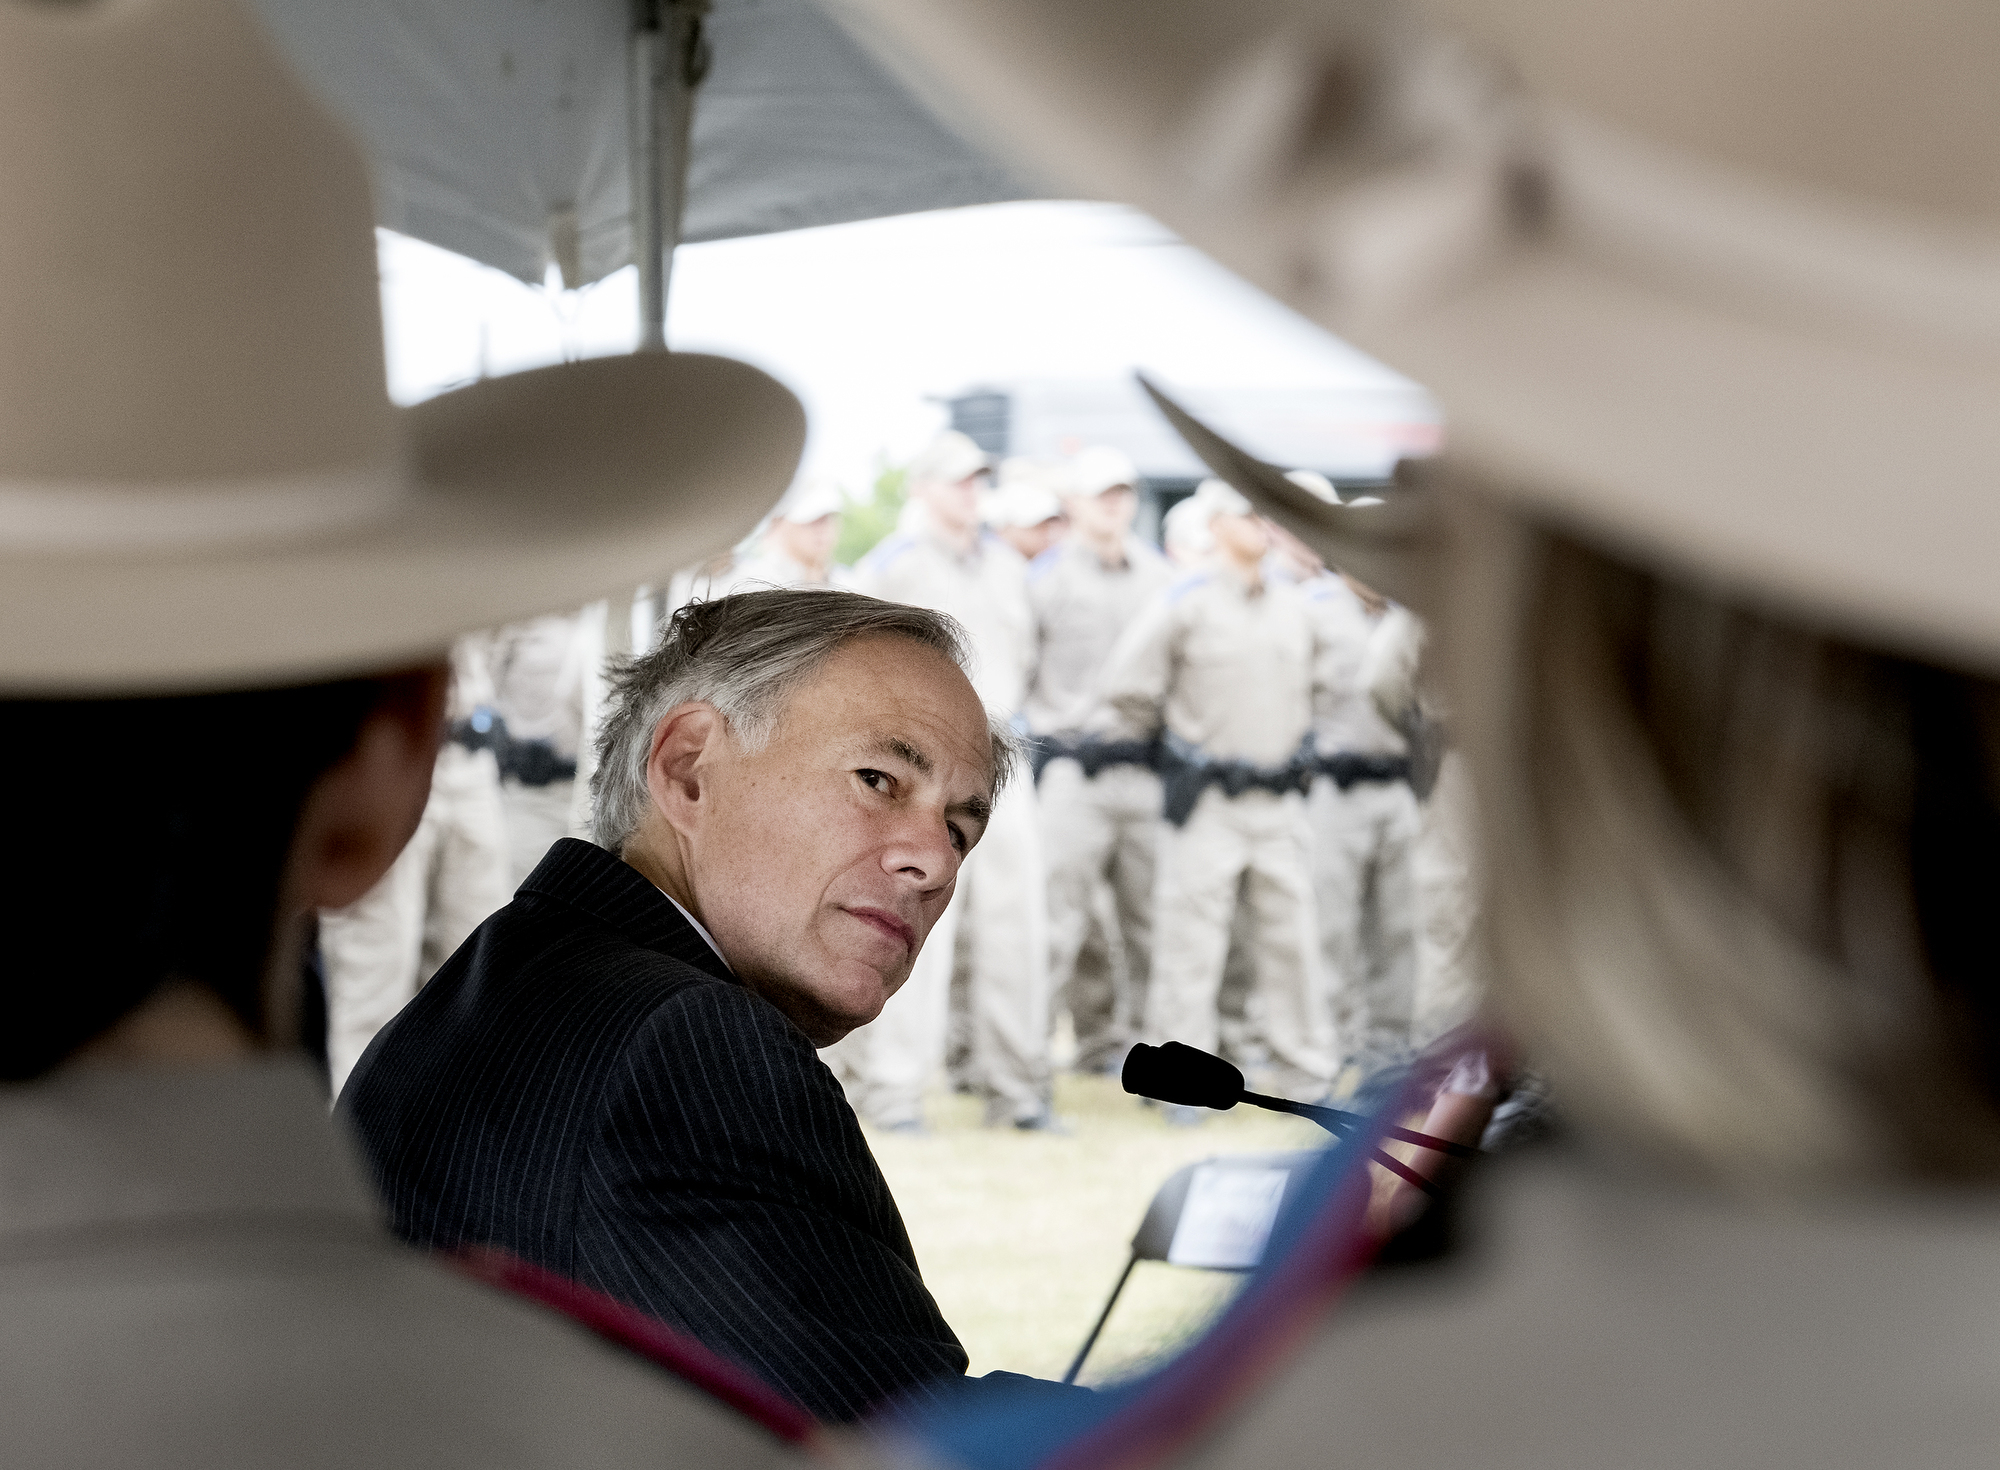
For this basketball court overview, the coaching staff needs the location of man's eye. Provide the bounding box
[857,769,889,791]
[947,823,967,854]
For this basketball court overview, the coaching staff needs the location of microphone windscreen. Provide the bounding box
[1122,1042,1245,1110]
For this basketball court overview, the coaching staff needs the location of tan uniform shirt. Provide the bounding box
[0,1059,800,1469]
[1100,563,1320,767]
[1022,535,1175,735]
[663,550,853,631]
[857,506,1032,715]
[1302,574,1405,755]
[712,549,853,595]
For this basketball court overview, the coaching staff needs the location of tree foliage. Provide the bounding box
[835,460,909,568]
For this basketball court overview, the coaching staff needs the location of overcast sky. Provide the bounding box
[378,200,1425,496]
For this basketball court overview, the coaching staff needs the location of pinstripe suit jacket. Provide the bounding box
[341,839,968,1423]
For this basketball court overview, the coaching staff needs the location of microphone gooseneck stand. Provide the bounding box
[1121,1041,1476,1197]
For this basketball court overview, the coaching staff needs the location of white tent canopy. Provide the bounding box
[254,0,1030,288]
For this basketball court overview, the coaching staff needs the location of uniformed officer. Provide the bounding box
[721,478,850,592]
[1023,445,1174,1072]
[1161,490,1215,567]
[488,611,592,889]
[318,637,512,1092]
[1302,563,1423,1085]
[667,478,849,608]
[1099,478,1334,1104]
[1361,604,1485,1049]
[828,430,1056,1130]
[987,458,1068,561]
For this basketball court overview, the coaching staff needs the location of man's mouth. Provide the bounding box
[843,906,916,952]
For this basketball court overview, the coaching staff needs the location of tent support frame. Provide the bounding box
[629,0,711,351]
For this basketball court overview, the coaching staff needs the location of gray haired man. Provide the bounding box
[344,590,1024,1422]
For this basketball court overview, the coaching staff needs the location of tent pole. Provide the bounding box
[629,0,710,352]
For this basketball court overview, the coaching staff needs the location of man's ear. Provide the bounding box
[645,703,723,836]
[290,665,449,913]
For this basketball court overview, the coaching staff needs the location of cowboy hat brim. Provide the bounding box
[1337,238,2000,671]
[1,351,805,694]
[1137,372,1428,606]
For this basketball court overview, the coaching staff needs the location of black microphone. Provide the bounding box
[1122,1041,1354,1132]
[1120,1040,1248,1110]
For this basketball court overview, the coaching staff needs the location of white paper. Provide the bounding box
[1166,1164,1290,1269]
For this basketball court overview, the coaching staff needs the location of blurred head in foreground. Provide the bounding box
[837,0,2000,1190]
[0,0,805,1080]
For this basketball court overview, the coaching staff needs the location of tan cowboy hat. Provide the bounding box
[2,0,804,695]
[827,0,2000,668]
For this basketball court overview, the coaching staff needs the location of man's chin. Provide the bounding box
[755,968,896,1048]
[799,1003,877,1049]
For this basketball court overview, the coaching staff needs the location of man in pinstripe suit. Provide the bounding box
[345,589,1024,1423]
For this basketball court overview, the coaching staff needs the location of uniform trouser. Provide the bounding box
[1308,774,1422,1075]
[499,777,577,891]
[826,775,1051,1126]
[1411,752,1484,1048]
[320,744,510,1094]
[1040,759,1160,1072]
[1144,787,1333,1093]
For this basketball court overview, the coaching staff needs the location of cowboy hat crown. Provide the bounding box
[2,0,394,541]
[2,0,804,693]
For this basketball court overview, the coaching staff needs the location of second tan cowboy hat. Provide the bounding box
[1,0,804,694]
[825,0,2000,669]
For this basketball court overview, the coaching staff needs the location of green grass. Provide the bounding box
[862,1073,1327,1386]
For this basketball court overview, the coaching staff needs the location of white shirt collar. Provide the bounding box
[657,887,732,973]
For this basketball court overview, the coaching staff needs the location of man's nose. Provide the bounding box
[881,814,959,891]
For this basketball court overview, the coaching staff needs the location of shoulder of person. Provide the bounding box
[856,532,918,580]
[1165,568,1211,605]
[593,983,869,1186]
[17,1239,798,1470]
[979,531,1030,578]
[714,555,783,596]
[1292,572,1350,616]
[1266,572,1317,606]
[373,897,739,1088]
[622,975,825,1090]
[1300,570,1348,603]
